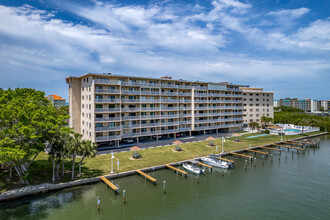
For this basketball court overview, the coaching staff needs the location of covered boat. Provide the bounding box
[200,157,230,169]
[182,163,205,175]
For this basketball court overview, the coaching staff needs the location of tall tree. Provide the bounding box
[78,140,97,176]
[249,122,259,131]
[67,133,83,180]
[0,88,69,183]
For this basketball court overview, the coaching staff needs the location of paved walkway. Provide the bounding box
[96,132,234,155]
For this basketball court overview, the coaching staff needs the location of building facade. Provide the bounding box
[66,73,244,146]
[240,87,274,125]
[275,98,329,112]
[47,95,66,108]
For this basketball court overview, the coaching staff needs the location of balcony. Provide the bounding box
[95,126,121,132]
[121,107,140,112]
[161,122,179,126]
[95,108,120,112]
[95,89,120,94]
[121,99,140,103]
[179,92,192,96]
[194,99,208,103]
[161,92,178,96]
[95,117,121,122]
[141,99,160,103]
[95,135,121,141]
[122,116,140,120]
[95,98,121,103]
[141,115,161,119]
[122,124,141,128]
[161,114,178,118]
[94,79,121,85]
[121,91,141,95]
[162,107,179,111]
[141,107,161,111]
[141,123,161,128]
[179,127,192,131]
[179,99,192,103]
[178,85,192,89]
[179,120,191,124]
[180,114,192,117]
[161,84,178,88]
[141,91,160,95]
[195,93,208,97]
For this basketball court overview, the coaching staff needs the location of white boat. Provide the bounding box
[182,163,205,175]
[200,157,230,169]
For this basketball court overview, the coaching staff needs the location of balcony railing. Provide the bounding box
[95,117,121,122]
[140,123,161,128]
[141,107,161,111]
[95,89,120,93]
[161,114,178,118]
[95,108,120,112]
[121,99,140,103]
[122,124,141,128]
[161,99,178,103]
[121,107,140,112]
[141,115,161,119]
[95,135,121,141]
[121,91,140,95]
[161,92,178,96]
[141,91,160,95]
[161,84,178,88]
[161,107,179,111]
[95,98,121,103]
[179,120,191,124]
[94,79,121,85]
[179,92,192,96]
[95,126,121,131]
[141,99,160,103]
[194,93,208,97]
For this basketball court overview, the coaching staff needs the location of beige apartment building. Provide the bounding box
[240,87,274,126]
[66,73,244,146]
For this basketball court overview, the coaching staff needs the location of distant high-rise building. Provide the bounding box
[47,95,66,108]
[275,98,329,112]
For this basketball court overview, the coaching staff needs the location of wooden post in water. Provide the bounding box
[123,190,126,204]
[163,181,166,193]
[97,196,100,211]
[245,160,247,170]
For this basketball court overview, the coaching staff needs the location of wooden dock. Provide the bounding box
[273,144,304,151]
[198,162,213,168]
[215,157,235,163]
[165,164,187,176]
[229,151,253,159]
[283,141,304,146]
[245,149,268,155]
[100,176,119,193]
[259,146,284,151]
[136,170,157,184]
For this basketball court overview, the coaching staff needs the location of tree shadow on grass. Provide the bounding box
[1,159,104,193]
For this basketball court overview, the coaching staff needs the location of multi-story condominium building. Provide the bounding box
[275,98,329,112]
[240,87,274,125]
[66,73,244,146]
[47,95,66,108]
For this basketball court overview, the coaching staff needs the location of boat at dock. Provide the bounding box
[183,163,205,175]
[209,154,235,168]
[200,157,231,169]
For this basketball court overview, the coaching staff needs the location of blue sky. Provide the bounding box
[0,0,329,100]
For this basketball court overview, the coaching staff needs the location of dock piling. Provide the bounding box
[163,181,166,193]
[123,190,126,204]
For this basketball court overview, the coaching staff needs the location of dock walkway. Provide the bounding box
[259,146,284,151]
[100,176,119,193]
[198,162,213,168]
[229,151,253,159]
[273,144,304,151]
[215,157,235,163]
[165,164,187,176]
[136,170,157,184]
[245,149,268,155]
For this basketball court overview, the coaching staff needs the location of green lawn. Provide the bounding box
[0,131,323,193]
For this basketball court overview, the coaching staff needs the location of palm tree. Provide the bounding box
[67,133,83,180]
[249,122,259,131]
[261,116,267,128]
[78,140,97,176]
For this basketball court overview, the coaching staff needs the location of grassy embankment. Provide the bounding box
[0,131,323,193]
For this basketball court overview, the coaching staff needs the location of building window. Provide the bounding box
[256,99,259,101]
[256,119,259,122]
[249,104,253,106]
[256,104,259,106]
[249,114,253,117]
[256,114,259,117]
[243,98,246,101]
[250,98,253,101]
[256,109,259,112]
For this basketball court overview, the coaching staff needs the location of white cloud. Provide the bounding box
[0,1,329,100]
[267,7,310,18]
